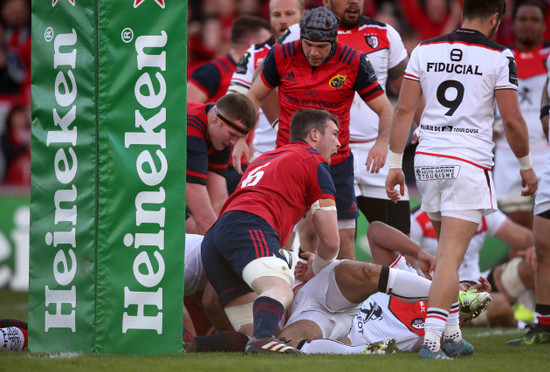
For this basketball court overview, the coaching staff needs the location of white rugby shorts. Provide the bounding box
[414,153,497,216]
[286,260,359,341]
[351,141,410,200]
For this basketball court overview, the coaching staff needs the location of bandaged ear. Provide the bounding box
[311,198,336,215]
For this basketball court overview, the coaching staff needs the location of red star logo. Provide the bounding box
[52,0,76,6]
[134,0,165,9]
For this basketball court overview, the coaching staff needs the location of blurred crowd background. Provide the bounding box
[1,0,550,190]
[187,0,550,75]
[0,0,30,191]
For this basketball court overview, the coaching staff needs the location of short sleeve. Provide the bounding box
[495,49,518,91]
[386,24,408,69]
[404,46,422,82]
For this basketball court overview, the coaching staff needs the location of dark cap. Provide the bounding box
[300,7,338,45]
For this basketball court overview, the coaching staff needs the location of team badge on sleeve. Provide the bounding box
[507,57,518,86]
[236,52,250,74]
[361,54,378,82]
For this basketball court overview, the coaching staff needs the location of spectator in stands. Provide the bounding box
[397,0,462,40]
[0,104,30,186]
[0,0,30,119]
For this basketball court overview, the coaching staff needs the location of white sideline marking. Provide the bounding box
[468,329,522,338]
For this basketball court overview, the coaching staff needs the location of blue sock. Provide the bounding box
[252,296,285,338]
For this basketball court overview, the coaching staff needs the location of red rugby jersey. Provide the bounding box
[188,54,237,103]
[260,40,384,165]
[221,140,335,245]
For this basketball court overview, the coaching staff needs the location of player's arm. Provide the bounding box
[232,60,278,174]
[386,78,422,202]
[494,218,534,259]
[356,54,394,174]
[248,71,275,118]
[364,93,394,174]
[367,221,434,279]
[387,58,407,96]
[311,198,340,272]
[206,171,228,214]
[540,76,549,141]
[187,81,210,103]
[186,182,218,235]
[187,64,221,103]
[496,89,538,196]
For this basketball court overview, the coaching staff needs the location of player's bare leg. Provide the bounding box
[278,320,323,348]
[421,217,478,358]
[509,215,550,344]
[337,227,356,259]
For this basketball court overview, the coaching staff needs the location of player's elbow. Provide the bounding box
[318,233,340,258]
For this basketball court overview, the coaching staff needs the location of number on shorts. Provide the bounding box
[436,80,464,116]
[241,162,271,188]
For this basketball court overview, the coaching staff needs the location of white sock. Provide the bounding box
[299,339,359,354]
[385,268,431,302]
[444,302,462,342]
[0,327,25,351]
[423,307,448,352]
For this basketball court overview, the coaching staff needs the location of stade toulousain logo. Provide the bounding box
[365,35,379,49]
[411,318,424,330]
[329,74,347,88]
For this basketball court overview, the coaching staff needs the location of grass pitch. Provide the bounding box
[2,289,548,372]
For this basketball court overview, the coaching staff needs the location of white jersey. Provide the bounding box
[407,28,518,169]
[228,37,277,158]
[279,19,408,141]
[184,234,207,296]
[348,255,425,352]
[410,209,508,282]
[496,44,550,152]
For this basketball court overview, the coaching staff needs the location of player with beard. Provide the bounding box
[266,0,413,256]
[247,6,394,259]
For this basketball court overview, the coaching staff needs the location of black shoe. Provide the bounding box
[507,324,550,345]
[244,336,304,355]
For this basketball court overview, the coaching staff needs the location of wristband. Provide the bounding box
[541,105,550,119]
[312,255,335,275]
[518,153,532,171]
[388,150,403,169]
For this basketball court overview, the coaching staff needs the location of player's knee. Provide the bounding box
[242,256,294,289]
[358,262,382,287]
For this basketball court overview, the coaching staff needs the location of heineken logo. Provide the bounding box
[52,0,76,6]
[134,0,165,9]
[121,30,169,334]
[44,28,79,332]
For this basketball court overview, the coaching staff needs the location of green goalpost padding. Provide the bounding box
[30,0,187,354]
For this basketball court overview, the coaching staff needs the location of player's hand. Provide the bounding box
[517,246,536,271]
[385,168,405,203]
[520,168,538,196]
[410,127,420,145]
[231,138,250,175]
[415,250,435,280]
[461,276,492,293]
[295,252,315,283]
[365,139,388,173]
